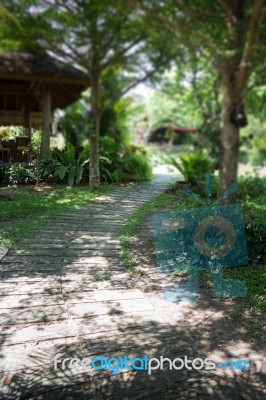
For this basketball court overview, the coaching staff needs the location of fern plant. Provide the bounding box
[56,143,89,186]
[171,151,214,183]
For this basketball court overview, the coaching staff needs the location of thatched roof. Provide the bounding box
[0,52,88,83]
[0,52,90,128]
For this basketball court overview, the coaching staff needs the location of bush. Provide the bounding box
[0,166,9,184]
[119,152,152,182]
[0,137,152,186]
[98,138,152,183]
[171,151,214,183]
[38,158,61,183]
[238,176,266,200]
[55,143,89,186]
[239,147,249,164]
[244,205,266,266]
[238,177,266,265]
[5,164,36,184]
[241,119,266,166]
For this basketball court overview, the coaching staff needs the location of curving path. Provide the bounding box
[0,173,192,400]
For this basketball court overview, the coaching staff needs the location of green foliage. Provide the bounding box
[99,156,113,182]
[238,176,266,200]
[0,5,22,29]
[0,126,24,139]
[241,119,266,166]
[252,135,266,165]
[100,136,121,155]
[4,164,36,184]
[238,177,266,266]
[120,152,153,182]
[98,138,152,183]
[0,127,10,139]
[55,143,89,186]
[244,205,266,266]
[57,98,91,148]
[0,165,9,183]
[121,176,266,313]
[171,151,214,183]
[0,139,152,185]
[38,158,61,183]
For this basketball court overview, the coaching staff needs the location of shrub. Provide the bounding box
[99,138,152,183]
[120,152,152,182]
[245,130,266,166]
[0,137,152,186]
[55,143,89,186]
[0,166,9,184]
[100,136,122,155]
[171,151,214,183]
[5,164,36,184]
[99,156,113,182]
[238,176,266,200]
[38,158,61,183]
[244,205,266,266]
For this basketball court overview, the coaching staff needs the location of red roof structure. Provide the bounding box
[148,125,197,144]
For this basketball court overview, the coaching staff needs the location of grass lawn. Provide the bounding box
[120,177,266,314]
[0,183,113,248]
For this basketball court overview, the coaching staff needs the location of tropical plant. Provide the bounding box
[0,127,10,139]
[0,5,22,29]
[55,143,89,186]
[99,156,113,182]
[121,152,153,182]
[6,164,36,184]
[171,151,214,183]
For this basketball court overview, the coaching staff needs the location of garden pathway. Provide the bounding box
[0,173,195,400]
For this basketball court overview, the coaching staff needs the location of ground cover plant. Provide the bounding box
[120,176,266,315]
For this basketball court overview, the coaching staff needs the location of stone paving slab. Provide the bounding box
[0,174,177,399]
[0,305,68,325]
[0,280,61,295]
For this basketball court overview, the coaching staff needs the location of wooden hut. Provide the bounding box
[148,125,197,145]
[0,52,89,158]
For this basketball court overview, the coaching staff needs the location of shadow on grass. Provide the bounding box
[0,178,265,399]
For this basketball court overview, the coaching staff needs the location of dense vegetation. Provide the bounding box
[1,1,266,189]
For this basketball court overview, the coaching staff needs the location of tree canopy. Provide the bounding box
[1,0,266,188]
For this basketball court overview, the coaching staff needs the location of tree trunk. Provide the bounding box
[41,84,51,159]
[218,0,265,192]
[89,43,101,189]
[23,95,31,139]
[219,74,240,192]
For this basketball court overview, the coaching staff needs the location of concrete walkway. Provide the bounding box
[0,174,190,400]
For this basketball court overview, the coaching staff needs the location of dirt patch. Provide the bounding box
[129,215,266,399]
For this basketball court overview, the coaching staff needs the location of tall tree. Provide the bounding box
[3,0,172,188]
[127,0,266,190]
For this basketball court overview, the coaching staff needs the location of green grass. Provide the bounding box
[120,179,266,313]
[120,193,178,273]
[0,184,113,248]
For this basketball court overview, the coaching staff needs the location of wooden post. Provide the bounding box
[41,84,51,159]
[23,95,31,139]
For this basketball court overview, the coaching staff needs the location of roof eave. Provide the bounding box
[0,72,90,86]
